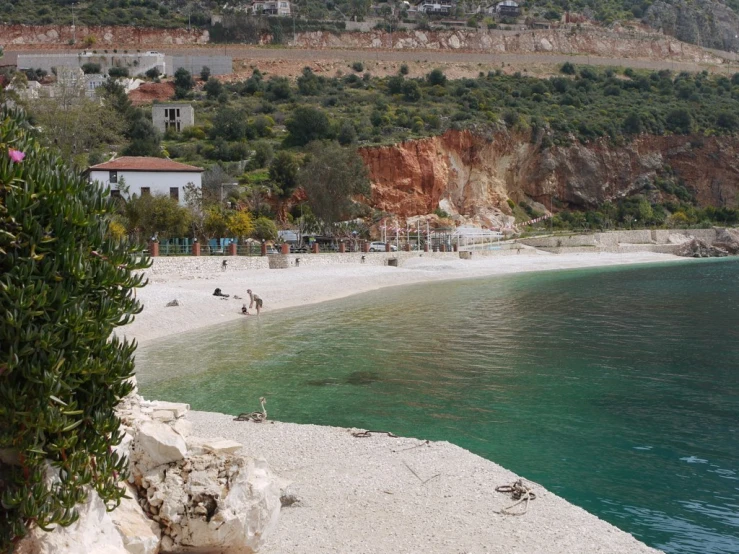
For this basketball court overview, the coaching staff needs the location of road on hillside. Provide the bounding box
[4,46,737,74]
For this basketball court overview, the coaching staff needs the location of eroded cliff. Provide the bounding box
[359,130,739,225]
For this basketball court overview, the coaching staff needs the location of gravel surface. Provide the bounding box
[122,251,683,347]
[134,253,681,552]
[187,411,663,554]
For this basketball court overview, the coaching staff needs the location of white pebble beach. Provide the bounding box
[124,251,678,553]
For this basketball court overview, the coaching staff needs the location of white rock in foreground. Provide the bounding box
[135,453,284,553]
[132,421,188,471]
[17,489,129,554]
[18,394,286,554]
[109,484,161,554]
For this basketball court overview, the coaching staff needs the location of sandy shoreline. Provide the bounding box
[124,251,684,347]
[127,251,679,553]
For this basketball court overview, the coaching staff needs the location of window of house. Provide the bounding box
[141,187,151,196]
[170,187,179,201]
[280,2,287,7]
[176,108,180,117]
[110,189,122,198]
[109,171,118,184]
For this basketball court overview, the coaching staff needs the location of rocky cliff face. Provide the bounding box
[291,27,726,63]
[359,130,739,226]
[0,24,208,46]
[644,0,739,52]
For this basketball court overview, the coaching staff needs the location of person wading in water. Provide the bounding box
[247,289,263,315]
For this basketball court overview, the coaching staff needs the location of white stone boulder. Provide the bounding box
[149,401,190,418]
[202,438,244,455]
[137,453,284,553]
[16,489,129,554]
[185,436,244,456]
[109,484,161,554]
[132,421,188,472]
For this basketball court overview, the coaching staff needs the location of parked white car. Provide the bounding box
[369,241,397,252]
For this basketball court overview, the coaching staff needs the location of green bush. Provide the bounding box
[0,108,150,548]
[252,216,278,241]
[352,61,364,73]
[107,66,129,78]
[81,62,102,74]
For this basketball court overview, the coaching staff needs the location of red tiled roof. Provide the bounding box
[89,157,204,173]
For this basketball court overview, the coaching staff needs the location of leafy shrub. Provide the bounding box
[352,61,364,72]
[108,66,129,78]
[402,80,421,101]
[174,68,195,91]
[427,68,447,86]
[204,78,224,100]
[0,108,150,548]
[285,105,332,146]
[252,216,278,241]
[81,62,101,74]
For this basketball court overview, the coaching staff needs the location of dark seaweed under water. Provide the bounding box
[137,258,739,554]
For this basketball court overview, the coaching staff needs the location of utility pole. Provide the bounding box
[71,3,77,44]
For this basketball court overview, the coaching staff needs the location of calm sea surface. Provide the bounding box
[136,258,739,554]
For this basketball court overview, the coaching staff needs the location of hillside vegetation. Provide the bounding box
[159,63,739,165]
[11,60,739,240]
[3,0,739,52]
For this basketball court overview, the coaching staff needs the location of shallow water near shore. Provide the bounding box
[137,258,739,554]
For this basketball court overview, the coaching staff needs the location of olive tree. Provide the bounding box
[0,108,150,549]
[298,141,370,229]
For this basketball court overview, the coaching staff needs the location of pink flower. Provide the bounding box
[8,149,25,163]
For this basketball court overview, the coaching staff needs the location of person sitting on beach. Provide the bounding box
[247,289,263,315]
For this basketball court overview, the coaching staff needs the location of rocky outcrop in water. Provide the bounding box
[712,227,739,254]
[644,0,739,52]
[674,238,729,257]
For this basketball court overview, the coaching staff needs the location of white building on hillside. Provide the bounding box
[88,157,204,205]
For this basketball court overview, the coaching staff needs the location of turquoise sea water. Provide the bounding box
[136,258,739,554]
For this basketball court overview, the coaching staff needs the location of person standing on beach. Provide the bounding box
[247,289,263,315]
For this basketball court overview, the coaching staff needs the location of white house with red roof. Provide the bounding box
[88,157,204,205]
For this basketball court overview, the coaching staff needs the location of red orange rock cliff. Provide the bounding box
[359,130,739,225]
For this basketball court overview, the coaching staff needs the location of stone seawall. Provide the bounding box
[147,255,270,277]
[520,228,722,253]
[148,248,543,275]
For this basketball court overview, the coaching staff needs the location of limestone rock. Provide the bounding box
[675,238,728,258]
[148,401,190,418]
[136,453,284,554]
[644,0,739,52]
[713,227,739,254]
[17,489,129,554]
[173,417,193,437]
[133,421,188,472]
[109,484,161,554]
[201,438,244,455]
